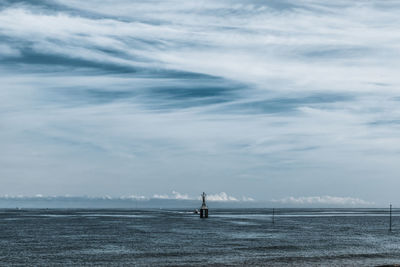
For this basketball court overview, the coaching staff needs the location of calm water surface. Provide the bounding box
[0,209,399,266]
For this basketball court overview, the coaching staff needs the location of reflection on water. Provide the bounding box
[0,208,399,266]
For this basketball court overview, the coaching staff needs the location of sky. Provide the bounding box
[1,0,400,206]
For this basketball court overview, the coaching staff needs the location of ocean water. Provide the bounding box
[0,208,399,266]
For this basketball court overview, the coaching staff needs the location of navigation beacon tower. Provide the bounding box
[200,192,208,218]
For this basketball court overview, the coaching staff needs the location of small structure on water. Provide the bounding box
[389,203,392,232]
[200,192,208,218]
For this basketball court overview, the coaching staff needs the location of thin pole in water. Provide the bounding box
[272,208,275,224]
[389,204,392,232]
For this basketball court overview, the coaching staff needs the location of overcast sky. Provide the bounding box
[1,0,400,206]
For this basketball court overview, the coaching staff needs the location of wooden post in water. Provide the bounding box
[389,204,392,232]
[272,208,275,224]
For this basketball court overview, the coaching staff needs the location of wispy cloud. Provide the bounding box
[0,0,400,204]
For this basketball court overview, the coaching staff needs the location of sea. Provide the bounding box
[0,208,399,266]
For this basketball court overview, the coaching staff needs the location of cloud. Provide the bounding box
[0,0,400,204]
[0,192,255,203]
[171,191,191,200]
[152,194,170,200]
[120,195,148,200]
[271,196,374,206]
[150,191,255,202]
[242,196,256,202]
[206,192,255,202]
[152,191,192,200]
[206,192,238,202]
[0,44,20,58]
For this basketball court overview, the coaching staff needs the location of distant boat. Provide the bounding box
[194,209,199,214]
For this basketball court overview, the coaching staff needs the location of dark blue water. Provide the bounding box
[0,209,399,266]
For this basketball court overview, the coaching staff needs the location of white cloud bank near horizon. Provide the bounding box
[272,196,374,206]
[0,193,375,207]
[0,191,255,202]
[152,191,255,202]
[1,0,400,206]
